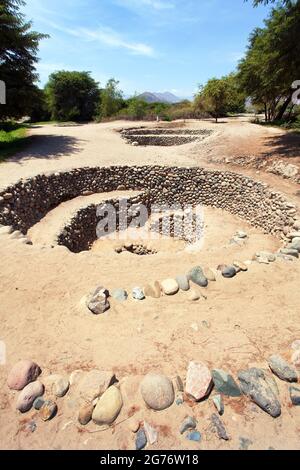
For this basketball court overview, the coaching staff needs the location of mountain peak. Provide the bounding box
[137,91,181,104]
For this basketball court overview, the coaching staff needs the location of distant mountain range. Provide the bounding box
[137,91,183,104]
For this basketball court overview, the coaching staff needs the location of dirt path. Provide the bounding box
[0,117,298,198]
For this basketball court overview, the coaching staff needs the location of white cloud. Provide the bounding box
[80,27,155,56]
[44,20,155,57]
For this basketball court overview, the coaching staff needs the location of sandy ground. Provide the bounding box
[0,118,300,450]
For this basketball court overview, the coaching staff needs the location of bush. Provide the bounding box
[45,71,100,122]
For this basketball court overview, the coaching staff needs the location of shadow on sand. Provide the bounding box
[8,134,85,163]
[261,131,300,159]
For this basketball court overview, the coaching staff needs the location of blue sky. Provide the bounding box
[24,0,272,98]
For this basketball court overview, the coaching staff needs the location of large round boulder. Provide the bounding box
[140,373,175,411]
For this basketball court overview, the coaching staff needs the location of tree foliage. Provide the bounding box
[0,0,47,120]
[99,79,124,119]
[194,74,245,122]
[238,2,300,121]
[45,71,100,121]
[250,0,294,6]
[126,97,148,120]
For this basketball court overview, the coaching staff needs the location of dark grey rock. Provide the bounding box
[289,386,300,406]
[187,266,208,288]
[212,369,241,397]
[211,413,229,441]
[238,368,281,418]
[268,355,298,383]
[136,428,147,450]
[222,266,237,278]
[33,396,45,410]
[180,416,197,435]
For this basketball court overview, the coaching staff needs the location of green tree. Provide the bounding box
[238,2,300,121]
[0,0,47,120]
[45,71,100,121]
[126,97,148,120]
[29,87,50,122]
[99,78,124,119]
[194,74,245,122]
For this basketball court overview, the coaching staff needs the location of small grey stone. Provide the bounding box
[176,275,190,291]
[132,287,145,300]
[187,266,208,288]
[33,397,45,410]
[222,266,237,279]
[213,395,224,415]
[136,428,147,450]
[268,355,298,383]
[180,416,197,434]
[186,431,201,442]
[211,413,229,441]
[289,386,300,406]
[112,288,128,302]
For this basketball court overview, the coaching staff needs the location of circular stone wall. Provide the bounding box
[120,128,212,146]
[0,166,298,248]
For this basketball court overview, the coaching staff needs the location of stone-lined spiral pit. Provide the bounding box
[0,165,298,254]
[120,128,213,146]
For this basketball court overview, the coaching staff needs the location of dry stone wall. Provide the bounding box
[0,166,298,249]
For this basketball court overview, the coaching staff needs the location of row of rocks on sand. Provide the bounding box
[7,344,300,449]
[85,226,300,315]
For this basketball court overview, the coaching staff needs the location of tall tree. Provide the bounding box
[0,0,47,120]
[238,2,300,121]
[45,71,100,122]
[194,74,245,122]
[99,79,124,119]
